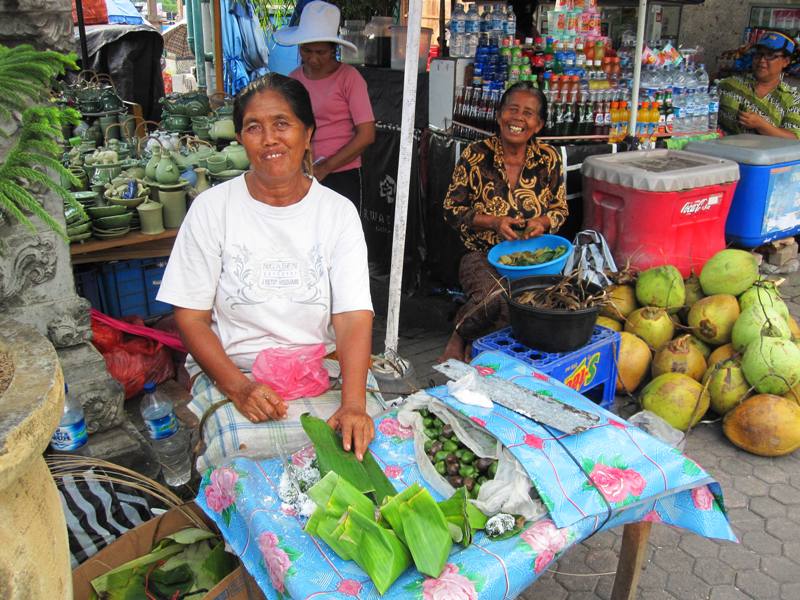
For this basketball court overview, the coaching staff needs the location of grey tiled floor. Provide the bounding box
[370,270,800,599]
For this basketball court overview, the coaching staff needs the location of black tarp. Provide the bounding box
[360,124,426,290]
[73,24,165,123]
[358,66,429,130]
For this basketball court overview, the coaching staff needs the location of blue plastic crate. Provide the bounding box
[471,326,620,409]
[73,264,106,313]
[99,258,173,319]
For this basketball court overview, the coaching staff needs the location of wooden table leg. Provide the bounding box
[610,521,653,600]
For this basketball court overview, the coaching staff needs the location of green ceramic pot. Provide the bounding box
[137,199,165,234]
[159,187,187,228]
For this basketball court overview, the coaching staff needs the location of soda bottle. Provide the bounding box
[50,383,90,455]
[140,382,192,486]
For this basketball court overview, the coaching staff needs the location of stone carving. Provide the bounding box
[0,237,57,301]
[82,384,126,434]
[0,2,73,53]
[47,296,92,348]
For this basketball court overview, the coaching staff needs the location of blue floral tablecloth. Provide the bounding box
[196,351,737,600]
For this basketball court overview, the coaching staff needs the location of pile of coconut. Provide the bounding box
[599,248,800,457]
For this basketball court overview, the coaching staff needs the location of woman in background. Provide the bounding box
[275,1,376,209]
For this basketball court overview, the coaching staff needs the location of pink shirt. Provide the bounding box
[290,63,374,172]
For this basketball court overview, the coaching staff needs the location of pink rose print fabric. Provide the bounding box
[384,465,403,479]
[422,563,478,600]
[520,519,569,573]
[204,466,239,513]
[258,532,292,594]
[379,417,414,439]
[587,463,646,504]
[692,485,715,510]
[337,579,362,596]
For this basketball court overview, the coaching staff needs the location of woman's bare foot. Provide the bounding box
[437,330,466,363]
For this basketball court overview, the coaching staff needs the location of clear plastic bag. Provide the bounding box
[398,393,547,520]
[252,344,330,401]
[628,410,686,450]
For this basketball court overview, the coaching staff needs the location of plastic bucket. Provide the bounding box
[390,26,433,72]
[506,275,601,353]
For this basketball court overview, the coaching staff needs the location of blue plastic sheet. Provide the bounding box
[196,350,736,599]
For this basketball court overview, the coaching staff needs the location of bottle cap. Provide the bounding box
[143,382,156,393]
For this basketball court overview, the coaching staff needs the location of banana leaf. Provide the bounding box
[378,483,422,544]
[300,413,396,503]
[437,487,473,546]
[90,528,236,599]
[342,509,411,595]
[396,488,452,578]
[307,471,375,519]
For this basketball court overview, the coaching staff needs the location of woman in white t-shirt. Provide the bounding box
[157,73,376,460]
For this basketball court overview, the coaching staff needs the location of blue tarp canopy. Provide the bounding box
[105,0,145,25]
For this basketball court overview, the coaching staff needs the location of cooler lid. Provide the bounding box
[581,149,740,192]
[685,134,800,166]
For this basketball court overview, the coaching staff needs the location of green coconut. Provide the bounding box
[684,274,705,308]
[699,249,759,296]
[635,265,685,312]
[731,305,791,352]
[739,281,790,323]
[600,284,637,321]
[687,294,740,345]
[706,359,751,415]
[741,336,800,395]
[596,316,623,332]
[640,372,710,431]
[625,307,675,350]
[688,336,712,360]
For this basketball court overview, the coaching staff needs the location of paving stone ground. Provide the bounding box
[371,269,800,599]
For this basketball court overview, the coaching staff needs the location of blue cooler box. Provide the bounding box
[686,134,800,247]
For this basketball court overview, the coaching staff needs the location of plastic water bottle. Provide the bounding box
[491,3,504,36]
[465,3,480,35]
[695,63,710,93]
[450,3,466,57]
[140,382,191,486]
[51,383,90,455]
[708,85,720,131]
[505,6,517,39]
[481,4,492,34]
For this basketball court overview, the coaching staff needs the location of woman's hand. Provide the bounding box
[230,380,288,423]
[327,406,375,461]
[313,159,331,182]
[521,216,551,239]
[493,215,526,240]
[738,111,770,133]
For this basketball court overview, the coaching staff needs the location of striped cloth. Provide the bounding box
[189,363,386,473]
[58,474,153,568]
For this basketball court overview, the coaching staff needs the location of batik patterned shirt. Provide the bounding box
[443,136,568,253]
[718,74,800,138]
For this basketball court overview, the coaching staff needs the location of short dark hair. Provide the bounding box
[499,82,548,123]
[233,73,316,135]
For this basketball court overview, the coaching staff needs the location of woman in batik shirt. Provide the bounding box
[439,82,568,362]
[719,31,800,139]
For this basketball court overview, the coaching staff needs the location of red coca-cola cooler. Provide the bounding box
[581,150,740,277]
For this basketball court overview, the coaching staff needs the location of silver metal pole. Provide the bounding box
[384,0,423,355]
[628,0,648,138]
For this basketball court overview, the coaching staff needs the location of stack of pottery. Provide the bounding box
[143,146,189,228]
[208,102,236,143]
[104,178,150,232]
[206,142,250,181]
[64,190,99,243]
[160,91,211,133]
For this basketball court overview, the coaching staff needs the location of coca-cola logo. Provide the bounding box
[680,194,721,215]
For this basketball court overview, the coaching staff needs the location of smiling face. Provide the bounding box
[497,90,544,147]
[236,90,313,184]
[752,48,791,83]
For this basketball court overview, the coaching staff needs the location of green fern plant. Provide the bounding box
[0,44,83,242]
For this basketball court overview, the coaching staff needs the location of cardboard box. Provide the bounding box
[72,503,265,599]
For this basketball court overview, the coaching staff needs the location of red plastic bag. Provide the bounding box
[72,0,108,25]
[252,344,330,401]
[91,313,175,399]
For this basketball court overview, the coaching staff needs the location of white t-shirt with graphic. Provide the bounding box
[156,175,373,377]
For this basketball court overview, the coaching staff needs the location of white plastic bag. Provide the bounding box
[398,392,547,520]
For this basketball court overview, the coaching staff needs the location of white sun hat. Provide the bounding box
[273,1,357,52]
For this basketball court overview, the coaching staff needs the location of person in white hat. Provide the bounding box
[275,1,375,209]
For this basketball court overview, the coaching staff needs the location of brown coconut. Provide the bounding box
[651,334,707,381]
[596,316,622,332]
[708,343,736,367]
[616,332,652,394]
[723,394,800,457]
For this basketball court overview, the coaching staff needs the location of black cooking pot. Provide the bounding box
[506,275,602,354]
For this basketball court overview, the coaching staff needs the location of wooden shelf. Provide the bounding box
[70,229,178,264]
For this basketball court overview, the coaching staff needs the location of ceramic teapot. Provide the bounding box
[209,116,236,141]
[221,142,250,170]
[145,145,161,180]
[162,113,190,132]
[100,88,123,111]
[155,151,181,185]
